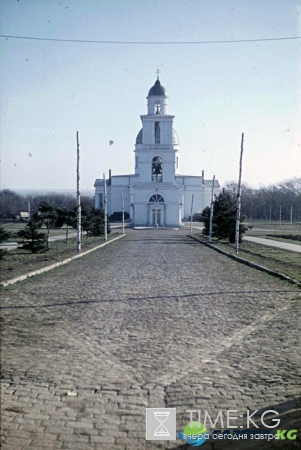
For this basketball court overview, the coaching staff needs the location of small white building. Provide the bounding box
[94,77,219,227]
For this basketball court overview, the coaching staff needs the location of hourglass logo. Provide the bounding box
[146,408,177,440]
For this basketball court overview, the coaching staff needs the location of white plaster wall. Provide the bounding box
[135,149,177,183]
[130,186,181,226]
[95,182,131,216]
[108,186,131,216]
[182,185,220,218]
[202,187,214,210]
[183,188,201,218]
[140,115,174,146]
[140,119,153,145]
[111,176,131,185]
[147,96,169,115]
[165,203,181,227]
[133,203,147,226]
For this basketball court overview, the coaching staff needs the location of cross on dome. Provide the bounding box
[156,69,160,80]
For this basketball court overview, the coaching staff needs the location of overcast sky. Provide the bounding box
[1,0,300,192]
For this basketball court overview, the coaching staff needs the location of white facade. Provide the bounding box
[94,78,219,227]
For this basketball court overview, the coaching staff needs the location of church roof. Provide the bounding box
[136,129,143,144]
[148,79,168,97]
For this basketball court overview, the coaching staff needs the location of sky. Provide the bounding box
[0,0,300,192]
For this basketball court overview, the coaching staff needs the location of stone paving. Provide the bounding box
[1,229,300,450]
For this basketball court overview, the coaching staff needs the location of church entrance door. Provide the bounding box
[148,200,165,227]
[152,208,161,226]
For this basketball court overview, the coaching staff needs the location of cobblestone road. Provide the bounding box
[1,230,300,450]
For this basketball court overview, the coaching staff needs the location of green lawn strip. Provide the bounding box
[262,235,300,245]
[3,224,78,242]
[0,233,120,283]
[1,222,26,231]
[244,233,301,245]
[207,238,301,283]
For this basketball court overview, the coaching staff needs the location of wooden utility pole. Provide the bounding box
[103,173,107,241]
[76,132,81,253]
[209,175,215,243]
[190,194,194,235]
[235,133,244,254]
[121,192,125,234]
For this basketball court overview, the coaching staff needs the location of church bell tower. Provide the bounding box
[134,74,180,182]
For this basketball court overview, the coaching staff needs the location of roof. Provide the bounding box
[148,79,167,97]
[136,129,143,144]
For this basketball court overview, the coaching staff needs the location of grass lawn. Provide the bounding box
[0,232,120,283]
[259,235,301,245]
[244,220,301,244]
[193,232,301,283]
[2,223,78,241]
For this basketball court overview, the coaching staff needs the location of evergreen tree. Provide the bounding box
[18,220,46,253]
[54,207,76,243]
[33,201,56,249]
[201,206,210,234]
[0,225,11,259]
[81,207,110,237]
[202,191,247,243]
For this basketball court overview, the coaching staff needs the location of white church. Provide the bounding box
[94,76,219,227]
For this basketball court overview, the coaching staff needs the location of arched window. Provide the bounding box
[154,121,160,144]
[154,102,161,114]
[149,194,164,203]
[152,156,163,182]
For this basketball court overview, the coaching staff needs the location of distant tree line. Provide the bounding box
[0,191,110,254]
[0,190,95,220]
[224,177,301,221]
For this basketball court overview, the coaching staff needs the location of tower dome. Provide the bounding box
[147,77,169,115]
[148,79,168,97]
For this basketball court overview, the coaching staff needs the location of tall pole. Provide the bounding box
[190,194,194,235]
[235,133,244,254]
[103,173,107,241]
[121,192,125,234]
[290,204,293,226]
[209,175,215,243]
[76,132,81,253]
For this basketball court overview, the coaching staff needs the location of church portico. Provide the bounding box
[94,75,220,227]
[148,203,165,227]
